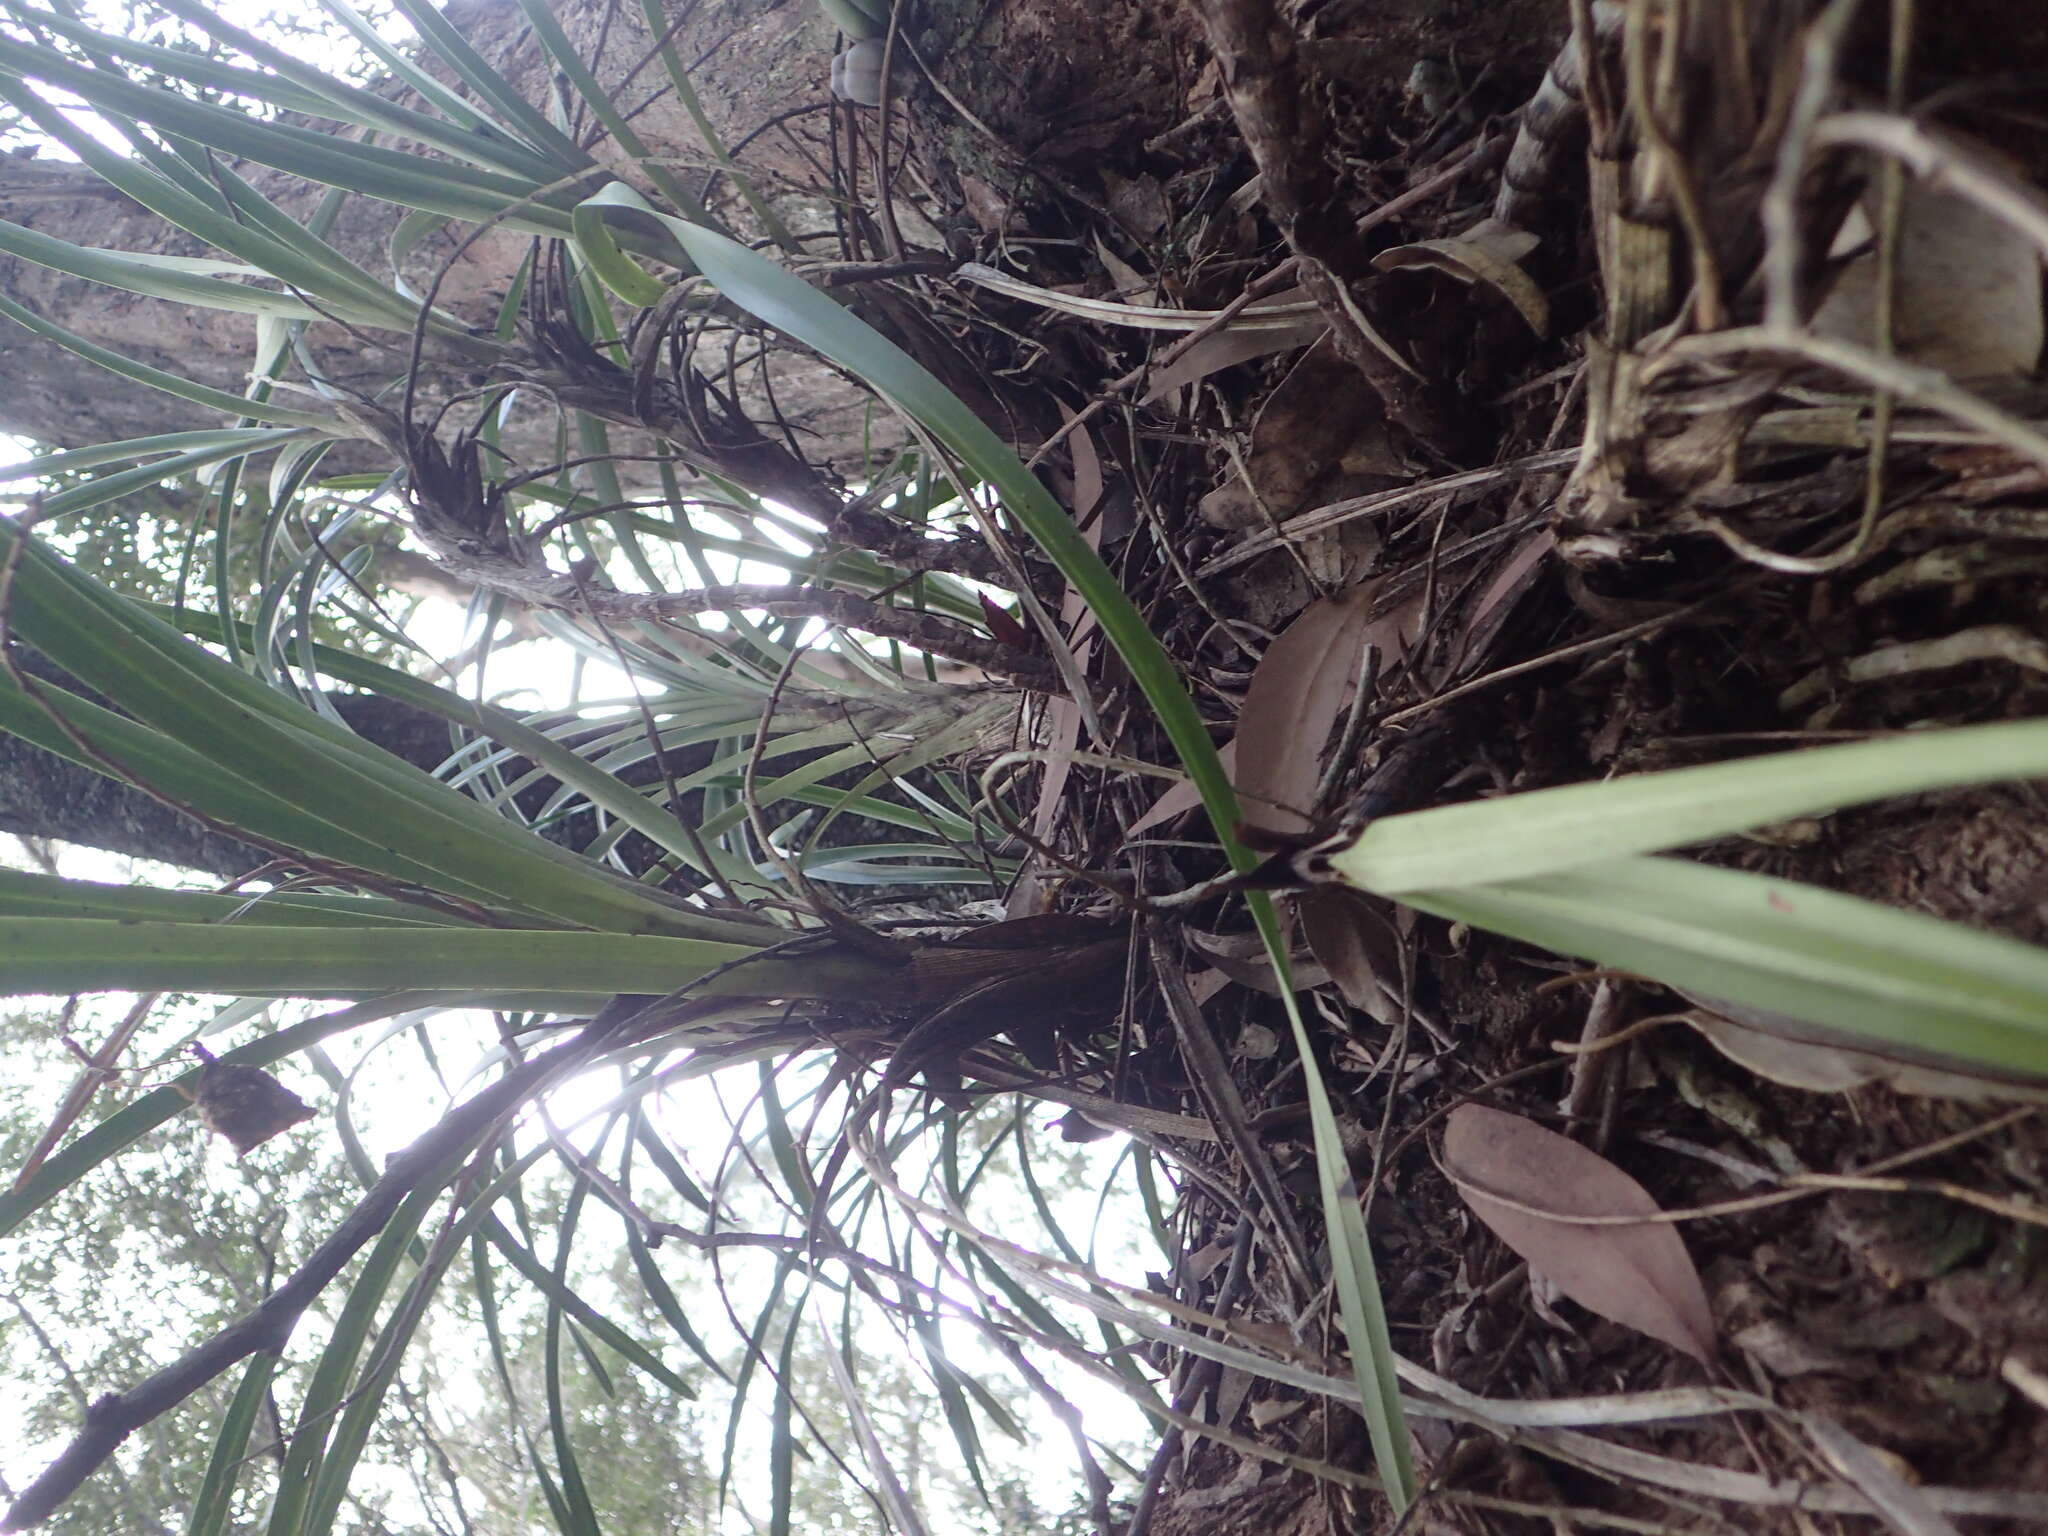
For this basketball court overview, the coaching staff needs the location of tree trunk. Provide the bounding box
[56,5,2048,1532]
[0,0,1251,471]
[0,0,867,465]
[0,652,469,875]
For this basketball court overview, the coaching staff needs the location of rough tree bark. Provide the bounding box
[0,0,1206,462]
[0,650,938,880]
[0,651,476,875]
[0,0,864,462]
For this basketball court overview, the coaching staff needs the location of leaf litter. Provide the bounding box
[1443,1104,1717,1365]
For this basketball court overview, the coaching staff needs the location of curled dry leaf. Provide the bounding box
[178,1046,316,1157]
[1373,218,1550,336]
[1092,231,1155,304]
[1125,738,1235,840]
[1184,926,1328,995]
[1443,1105,1716,1364]
[1234,1023,1280,1060]
[1141,308,1326,404]
[1297,887,1404,1025]
[828,40,891,108]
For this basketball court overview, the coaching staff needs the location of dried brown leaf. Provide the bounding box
[1444,1105,1716,1364]
[1297,888,1403,1025]
[1373,218,1549,336]
[1146,579,1420,844]
[1067,420,1107,549]
[1684,1000,2048,1104]
[1233,584,1376,832]
[1458,529,1555,654]
[1233,575,1427,833]
[1125,738,1235,841]
[1813,175,2044,379]
[1802,1414,1962,1536]
[1092,232,1154,304]
[1141,313,1326,404]
[189,1055,316,1157]
[1184,926,1330,995]
[1017,406,1106,910]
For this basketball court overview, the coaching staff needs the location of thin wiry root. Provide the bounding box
[1780,624,2048,712]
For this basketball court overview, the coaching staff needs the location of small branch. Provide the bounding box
[11,993,156,1194]
[1146,922,1316,1299]
[601,583,1059,692]
[821,496,1024,587]
[409,531,1059,692]
[1189,0,1447,449]
[1,1025,609,1532]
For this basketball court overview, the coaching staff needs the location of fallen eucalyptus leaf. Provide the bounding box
[1185,926,1329,995]
[1124,739,1233,840]
[1297,887,1404,1025]
[1683,995,2048,1103]
[1444,1104,1715,1363]
[1232,579,1421,833]
[1141,309,1326,404]
[1233,584,1375,832]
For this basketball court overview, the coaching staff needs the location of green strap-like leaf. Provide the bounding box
[577,189,1251,861]
[184,1353,280,1536]
[0,919,887,1001]
[1402,854,2048,1079]
[0,37,582,229]
[0,518,758,937]
[266,1155,468,1536]
[1332,717,2048,892]
[95,0,574,184]
[0,867,458,927]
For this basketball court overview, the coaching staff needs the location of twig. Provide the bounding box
[1147,921,1316,1298]
[1757,0,1864,329]
[1197,453,1575,578]
[1375,592,1715,727]
[1560,979,1625,1132]
[1021,134,1501,477]
[1188,0,1446,449]
[1662,328,2048,473]
[10,994,157,1194]
[1127,1216,1256,1536]
[1,1025,612,1531]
